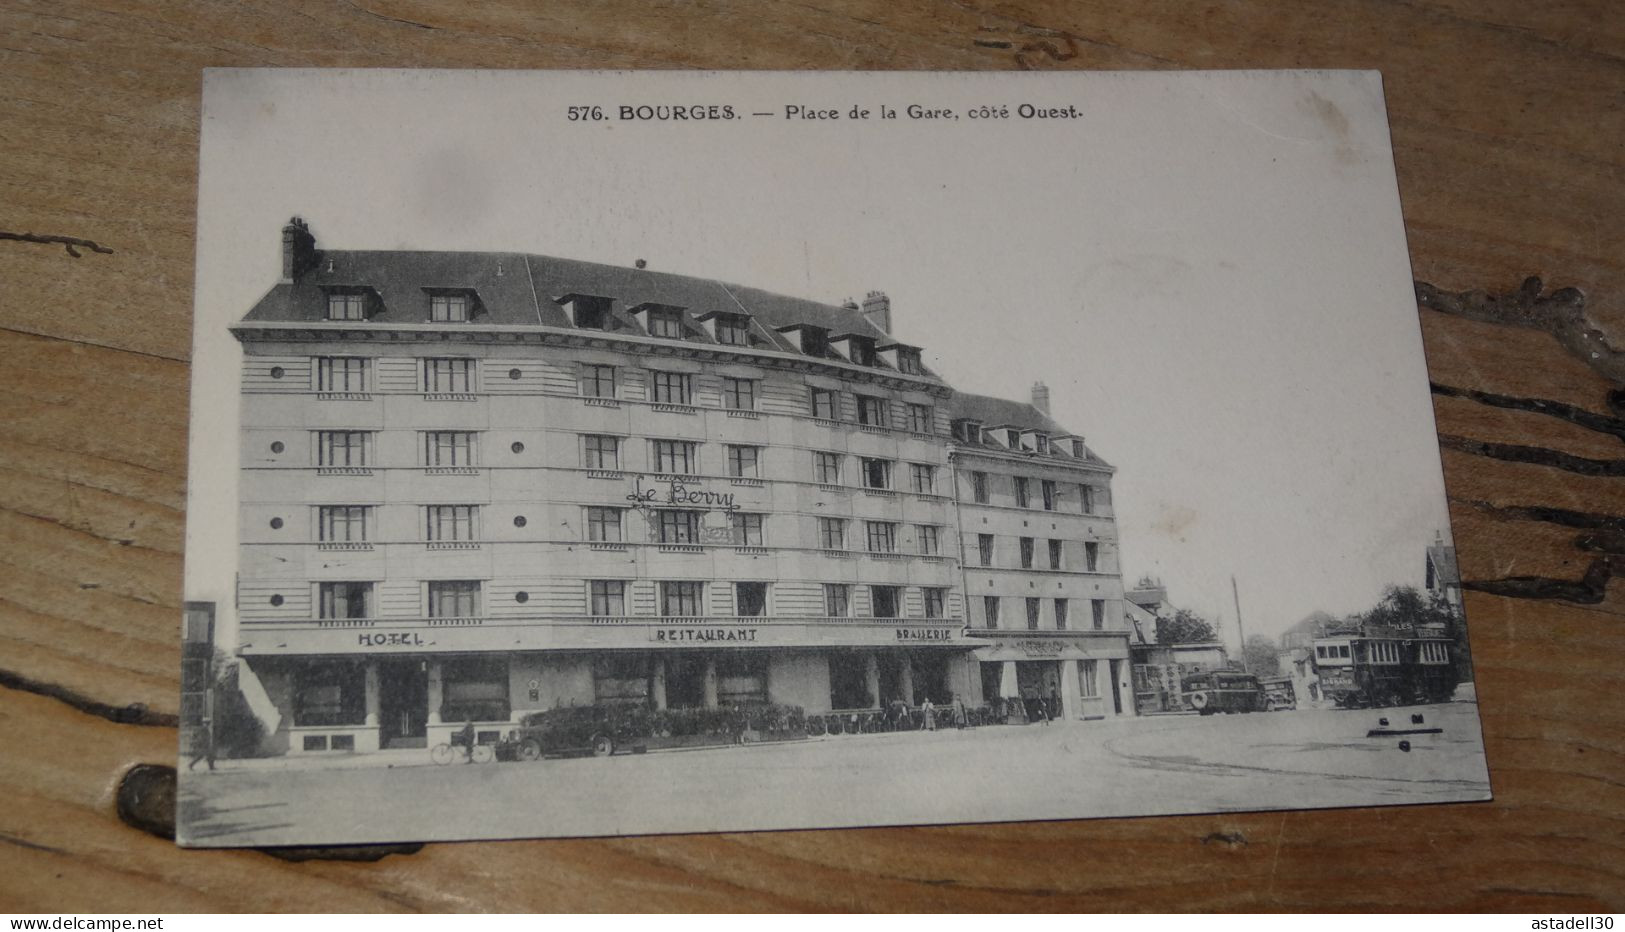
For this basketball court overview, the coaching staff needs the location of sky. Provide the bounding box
[189,69,1455,649]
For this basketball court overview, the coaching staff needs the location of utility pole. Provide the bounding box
[1232,575,1248,674]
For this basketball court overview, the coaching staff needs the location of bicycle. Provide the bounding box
[431,739,495,765]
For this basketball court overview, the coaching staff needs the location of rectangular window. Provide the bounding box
[660,581,703,616]
[426,505,477,541]
[1026,597,1041,630]
[316,430,369,467]
[318,582,372,620]
[582,434,620,470]
[1092,599,1106,630]
[293,662,365,727]
[722,377,756,410]
[978,534,994,567]
[924,588,946,619]
[898,350,923,375]
[1049,539,1063,570]
[585,507,623,542]
[1080,484,1095,515]
[1020,537,1035,569]
[580,364,616,398]
[651,371,691,404]
[856,395,888,427]
[1014,477,1031,508]
[847,338,876,366]
[428,580,480,618]
[1080,660,1099,697]
[429,294,469,322]
[907,403,932,433]
[651,439,697,474]
[824,583,851,618]
[423,358,474,393]
[972,472,989,504]
[318,505,369,542]
[589,580,625,616]
[326,293,366,321]
[714,314,750,346]
[1055,598,1069,630]
[647,308,684,338]
[810,388,837,420]
[818,517,846,550]
[814,452,842,485]
[570,296,611,331]
[983,596,1000,629]
[727,444,760,478]
[423,431,476,467]
[865,521,897,553]
[916,525,939,555]
[860,457,892,490]
[871,585,902,617]
[731,512,764,546]
[656,510,701,544]
[736,582,767,617]
[316,357,367,392]
[1085,541,1100,572]
[909,463,935,494]
[1041,480,1057,511]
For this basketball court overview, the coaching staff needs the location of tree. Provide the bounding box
[1362,585,1453,630]
[1242,634,1281,677]
[1156,608,1218,644]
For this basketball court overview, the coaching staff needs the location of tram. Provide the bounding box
[1312,623,1458,708]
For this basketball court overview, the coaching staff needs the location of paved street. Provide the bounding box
[178,701,1491,846]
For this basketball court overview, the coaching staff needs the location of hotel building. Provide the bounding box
[230,219,1131,755]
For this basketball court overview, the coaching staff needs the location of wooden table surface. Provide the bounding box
[1,1,1621,913]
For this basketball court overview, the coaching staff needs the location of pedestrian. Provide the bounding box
[921,696,936,730]
[1021,683,1039,723]
[889,696,911,731]
[1047,683,1062,724]
[951,692,967,729]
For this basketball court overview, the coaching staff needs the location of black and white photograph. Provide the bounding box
[177,68,1491,847]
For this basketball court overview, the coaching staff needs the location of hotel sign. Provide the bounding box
[625,477,741,513]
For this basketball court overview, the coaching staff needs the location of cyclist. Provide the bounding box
[456,719,476,763]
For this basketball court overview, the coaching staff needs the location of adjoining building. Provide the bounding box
[948,386,1135,721]
[1125,581,1230,714]
[229,219,1130,755]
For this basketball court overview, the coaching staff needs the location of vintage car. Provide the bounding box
[510,706,647,760]
[1259,676,1298,711]
[1181,671,1266,715]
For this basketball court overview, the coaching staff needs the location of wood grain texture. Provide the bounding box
[1,0,1621,913]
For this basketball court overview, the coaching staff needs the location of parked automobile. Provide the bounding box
[1259,676,1298,711]
[512,706,644,760]
[1181,671,1265,715]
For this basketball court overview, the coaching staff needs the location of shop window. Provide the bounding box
[717,653,767,704]
[293,662,366,727]
[593,654,649,704]
[441,656,510,723]
[828,653,872,710]
[872,585,902,618]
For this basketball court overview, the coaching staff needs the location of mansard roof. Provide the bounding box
[947,392,1112,469]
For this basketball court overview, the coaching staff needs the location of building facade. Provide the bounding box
[231,219,1129,755]
[948,389,1135,720]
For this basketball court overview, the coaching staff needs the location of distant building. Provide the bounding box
[1426,531,1462,612]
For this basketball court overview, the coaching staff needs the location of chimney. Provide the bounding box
[281,217,316,282]
[860,290,891,333]
[1031,381,1051,414]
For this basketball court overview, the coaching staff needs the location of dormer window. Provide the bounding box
[1007,429,1023,449]
[1035,433,1050,454]
[897,349,922,374]
[779,324,834,358]
[956,419,984,443]
[847,337,877,366]
[648,308,683,338]
[1070,438,1087,458]
[562,294,613,330]
[429,293,469,322]
[714,313,750,346]
[325,289,370,321]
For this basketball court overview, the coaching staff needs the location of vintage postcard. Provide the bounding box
[178,69,1491,846]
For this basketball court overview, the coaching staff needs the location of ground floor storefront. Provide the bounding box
[968,633,1136,723]
[244,646,982,756]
